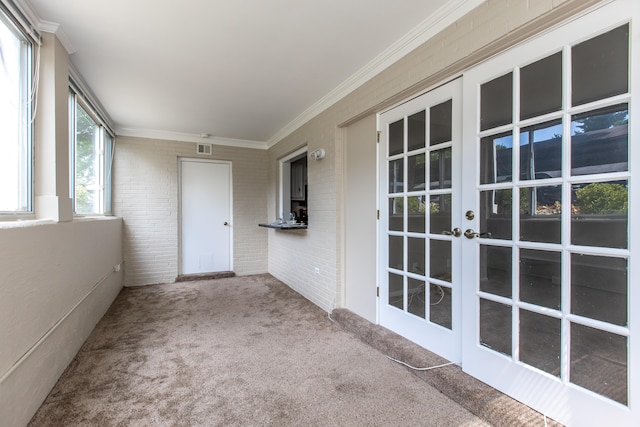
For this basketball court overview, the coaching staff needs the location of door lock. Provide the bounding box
[465,210,475,220]
[442,227,462,238]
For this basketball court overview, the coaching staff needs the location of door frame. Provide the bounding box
[178,157,233,275]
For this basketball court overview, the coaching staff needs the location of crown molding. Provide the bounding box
[115,127,268,150]
[38,19,76,54]
[266,0,484,148]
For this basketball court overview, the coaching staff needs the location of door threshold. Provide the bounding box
[176,271,235,282]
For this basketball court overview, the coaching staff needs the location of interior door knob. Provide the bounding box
[224,221,229,226]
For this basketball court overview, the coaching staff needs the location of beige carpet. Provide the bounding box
[27,274,535,426]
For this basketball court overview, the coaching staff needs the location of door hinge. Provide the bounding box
[377,131,381,143]
[377,286,380,297]
[377,209,380,219]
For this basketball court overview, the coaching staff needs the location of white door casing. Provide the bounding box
[180,159,232,274]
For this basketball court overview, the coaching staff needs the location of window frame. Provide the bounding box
[278,146,307,221]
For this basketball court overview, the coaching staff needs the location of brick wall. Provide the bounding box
[113,136,268,286]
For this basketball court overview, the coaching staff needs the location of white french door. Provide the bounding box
[378,79,463,363]
[460,1,638,425]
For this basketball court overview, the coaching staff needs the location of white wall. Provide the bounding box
[113,136,269,286]
[0,218,123,427]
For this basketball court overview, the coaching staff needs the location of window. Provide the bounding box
[69,91,114,214]
[278,146,308,224]
[0,10,32,214]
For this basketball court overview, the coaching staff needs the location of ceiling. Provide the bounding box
[22,0,480,148]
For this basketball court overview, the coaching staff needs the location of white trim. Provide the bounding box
[266,0,484,148]
[117,127,268,150]
[278,146,308,220]
[37,20,75,53]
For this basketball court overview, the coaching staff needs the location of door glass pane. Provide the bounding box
[481,72,513,131]
[430,284,452,329]
[571,180,628,249]
[571,323,627,405]
[520,249,561,310]
[429,194,451,234]
[572,24,629,107]
[571,254,627,326]
[429,148,451,189]
[407,278,425,319]
[408,110,426,152]
[408,153,426,192]
[389,197,403,231]
[408,237,425,275]
[480,298,512,356]
[480,189,512,240]
[480,245,512,298]
[480,132,512,184]
[520,52,562,120]
[389,159,404,193]
[571,104,628,176]
[430,239,451,282]
[520,186,561,244]
[389,272,404,310]
[520,310,561,376]
[430,99,452,145]
[519,120,562,180]
[389,235,403,270]
[407,196,425,233]
[389,119,404,156]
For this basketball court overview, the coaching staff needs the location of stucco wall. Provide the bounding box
[0,218,123,427]
[266,0,599,314]
[113,136,268,286]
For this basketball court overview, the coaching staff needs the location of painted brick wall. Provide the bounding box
[267,0,593,313]
[113,136,268,286]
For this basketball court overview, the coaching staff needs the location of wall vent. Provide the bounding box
[197,143,212,155]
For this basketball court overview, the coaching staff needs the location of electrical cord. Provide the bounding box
[385,355,456,371]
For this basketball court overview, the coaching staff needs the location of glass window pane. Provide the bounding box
[0,17,31,212]
[520,52,562,120]
[388,235,403,271]
[407,110,425,152]
[407,278,425,319]
[571,324,627,405]
[571,180,628,249]
[571,254,627,326]
[389,197,403,231]
[520,249,561,310]
[571,104,628,176]
[408,153,425,192]
[519,120,562,181]
[75,104,102,214]
[430,284,452,329]
[408,237,425,275]
[389,119,404,156]
[429,194,451,235]
[480,132,512,184]
[429,148,451,189]
[480,72,513,131]
[520,310,561,376]
[480,245,512,298]
[572,24,629,106]
[430,99,452,145]
[480,298,512,356]
[430,239,451,282]
[407,196,425,233]
[480,189,512,240]
[388,272,404,310]
[520,186,562,244]
[388,159,404,193]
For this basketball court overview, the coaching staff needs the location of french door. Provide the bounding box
[461,1,638,425]
[379,1,637,425]
[378,79,463,363]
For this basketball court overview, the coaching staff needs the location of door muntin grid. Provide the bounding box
[476,23,630,405]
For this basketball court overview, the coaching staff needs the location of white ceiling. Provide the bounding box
[22,0,480,148]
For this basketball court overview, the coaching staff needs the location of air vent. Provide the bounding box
[197,143,212,155]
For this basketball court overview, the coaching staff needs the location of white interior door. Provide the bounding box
[461,1,638,425]
[378,79,463,363]
[180,159,232,274]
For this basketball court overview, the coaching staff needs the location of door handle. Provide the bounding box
[224,221,229,226]
[464,229,491,239]
[442,227,462,238]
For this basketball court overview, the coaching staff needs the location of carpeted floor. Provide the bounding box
[27,274,547,426]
